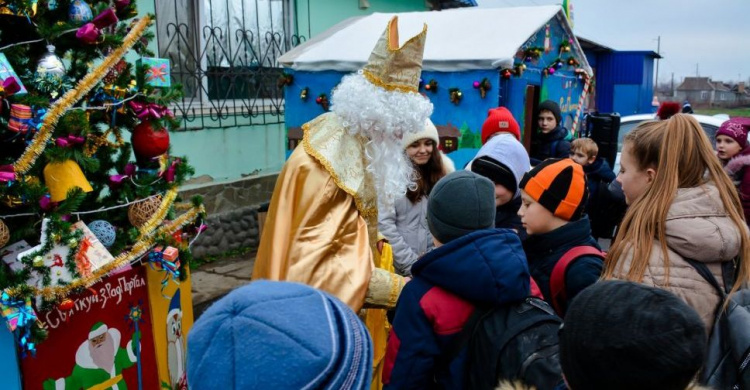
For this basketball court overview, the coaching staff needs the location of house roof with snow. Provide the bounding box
[279,5,591,75]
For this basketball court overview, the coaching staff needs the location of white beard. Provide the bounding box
[331,73,433,209]
[90,337,116,372]
[365,137,416,209]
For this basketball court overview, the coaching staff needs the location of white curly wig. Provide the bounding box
[331,72,434,208]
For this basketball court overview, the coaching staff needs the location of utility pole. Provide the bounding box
[654,36,661,91]
[696,63,699,77]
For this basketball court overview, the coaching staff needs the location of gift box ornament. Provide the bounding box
[43,159,93,202]
[0,54,27,95]
[137,58,171,88]
[162,246,178,262]
[7,104,33,133]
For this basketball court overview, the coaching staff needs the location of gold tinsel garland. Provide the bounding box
[6,203,204,301]
[84,127,126,157]
[13,16,153,175]
[137,188,178,237]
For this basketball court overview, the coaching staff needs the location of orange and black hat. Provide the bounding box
[519,158,588,221]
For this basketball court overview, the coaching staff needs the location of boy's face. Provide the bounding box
[494,183,514,207]
[518,190,567,235]
[570,150,595,166]
[538,110,557,133]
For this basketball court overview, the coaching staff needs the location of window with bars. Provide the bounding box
[154,0,305,129]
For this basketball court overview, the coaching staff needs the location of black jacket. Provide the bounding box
[522,216,603,316]
[530,126,571,165]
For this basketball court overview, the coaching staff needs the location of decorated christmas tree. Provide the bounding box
[0,0,205,356]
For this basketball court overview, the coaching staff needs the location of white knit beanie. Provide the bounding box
[402,119,439,149]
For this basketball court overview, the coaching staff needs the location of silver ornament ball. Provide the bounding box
[36,45,66,77]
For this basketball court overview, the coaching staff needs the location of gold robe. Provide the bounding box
[253,113,404,388]
[254,112,403,310]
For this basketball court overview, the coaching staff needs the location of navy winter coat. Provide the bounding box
[583,158,616,214]
[522,216,603,316]
[530,126,571,166]
[383,229,530,389]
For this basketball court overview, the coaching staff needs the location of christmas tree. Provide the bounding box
[0,0,205,353]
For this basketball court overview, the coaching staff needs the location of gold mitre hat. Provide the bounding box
[362,16,427,94]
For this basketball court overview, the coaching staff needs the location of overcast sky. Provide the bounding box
[476,0,750,85]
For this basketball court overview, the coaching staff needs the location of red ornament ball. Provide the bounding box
[131,120,170,160]
[59,298,74,311]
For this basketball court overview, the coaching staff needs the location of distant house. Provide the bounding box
[676,77,737,107]
[732,82,750,105]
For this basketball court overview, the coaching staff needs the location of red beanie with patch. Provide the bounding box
[481,107,521,144]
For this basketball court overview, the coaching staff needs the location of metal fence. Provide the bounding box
[155,0,306,130]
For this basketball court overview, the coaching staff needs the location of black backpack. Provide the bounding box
[449,297,564,390]
[685,259,750,389]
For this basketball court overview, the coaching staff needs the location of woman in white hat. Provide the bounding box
[378,119,454,276]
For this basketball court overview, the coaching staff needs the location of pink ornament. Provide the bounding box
[114,0,131,10]
[473,81,480,89]
[549,68,556,75]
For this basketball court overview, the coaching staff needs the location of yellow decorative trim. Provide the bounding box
[88,374,124,390]
[362,69,418,94]
[6,203,204,301]
[388,273,403,308]
[12,16,153,175]
[301,121,378,219]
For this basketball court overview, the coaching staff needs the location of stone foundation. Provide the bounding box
[180,174,278,258]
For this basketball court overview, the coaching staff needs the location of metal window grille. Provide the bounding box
[155,0,306,130]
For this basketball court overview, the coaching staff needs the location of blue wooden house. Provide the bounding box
[579,37,661,115]
[279,5,593,168]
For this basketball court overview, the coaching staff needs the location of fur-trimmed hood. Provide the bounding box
[724,148,750,176]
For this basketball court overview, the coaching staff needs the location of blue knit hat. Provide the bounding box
[187,281,373,389]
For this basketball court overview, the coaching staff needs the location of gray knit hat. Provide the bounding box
[427,170,496,244]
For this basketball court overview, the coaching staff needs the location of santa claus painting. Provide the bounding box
[44,322,140,390]
[166,288,187,389]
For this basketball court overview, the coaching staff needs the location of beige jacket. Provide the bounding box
[611,183,742,329]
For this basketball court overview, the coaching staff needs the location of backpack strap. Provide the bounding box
[444,305,488,367]
[683,258,728,298]
[549,246,605,315]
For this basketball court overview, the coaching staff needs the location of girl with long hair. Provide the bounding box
[378,119,454,276]
[604,114,749,329]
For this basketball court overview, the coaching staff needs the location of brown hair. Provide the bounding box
[406,142,447,203]
[604,114,750,302]
[570,138,599,159]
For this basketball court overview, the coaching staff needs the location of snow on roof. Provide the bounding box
[279,5,591,74]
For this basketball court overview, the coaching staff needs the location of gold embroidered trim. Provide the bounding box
[388,273,403,308]
[302,121,378,219]
[362,69,418,94]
